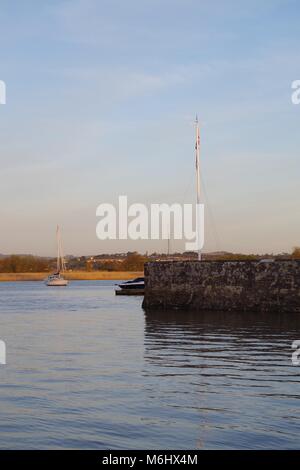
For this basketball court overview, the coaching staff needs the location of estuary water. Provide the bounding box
[0,280,299,449]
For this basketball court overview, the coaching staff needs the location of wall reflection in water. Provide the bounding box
[142,310,300,449]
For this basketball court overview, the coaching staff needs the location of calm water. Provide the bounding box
[0,281,299,449]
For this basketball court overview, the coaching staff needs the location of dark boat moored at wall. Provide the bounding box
[115,277,145,295]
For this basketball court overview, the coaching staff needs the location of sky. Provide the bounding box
[0,0,299,256]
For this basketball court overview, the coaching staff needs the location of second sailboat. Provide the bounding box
[45,225,69,286]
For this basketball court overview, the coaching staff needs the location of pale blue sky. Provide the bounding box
[0,0,299,255]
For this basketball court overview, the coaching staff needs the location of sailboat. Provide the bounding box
[45,225,69,286]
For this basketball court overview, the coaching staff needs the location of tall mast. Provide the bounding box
[195,116,201,261]
[56,225,61,272]
[56,225,66,273]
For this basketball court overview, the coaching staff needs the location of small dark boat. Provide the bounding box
[117,277,145,290]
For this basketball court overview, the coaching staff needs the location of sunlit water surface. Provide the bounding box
[0,281,299,449]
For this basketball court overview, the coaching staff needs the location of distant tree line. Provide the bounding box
[0,249,299,273]
[0,253,148,273]
[84,253,148,272]
[0,255,49,273]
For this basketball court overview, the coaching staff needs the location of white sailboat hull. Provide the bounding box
[45,225,69,287]
[46,278,69,286]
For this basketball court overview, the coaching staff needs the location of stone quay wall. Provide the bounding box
[142,260,300,313]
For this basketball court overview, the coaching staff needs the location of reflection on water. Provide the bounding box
[143,310,300,449]
[0,281,299,449]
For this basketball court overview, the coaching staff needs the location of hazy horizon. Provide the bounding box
[0,0,299,256]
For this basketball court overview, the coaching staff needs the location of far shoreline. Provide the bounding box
[0,271,144,282]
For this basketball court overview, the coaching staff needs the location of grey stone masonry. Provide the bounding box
[142,260,300,313]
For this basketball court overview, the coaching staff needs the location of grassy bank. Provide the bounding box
[0,271,143,282]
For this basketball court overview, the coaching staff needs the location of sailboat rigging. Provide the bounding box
[45,225,69,286]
